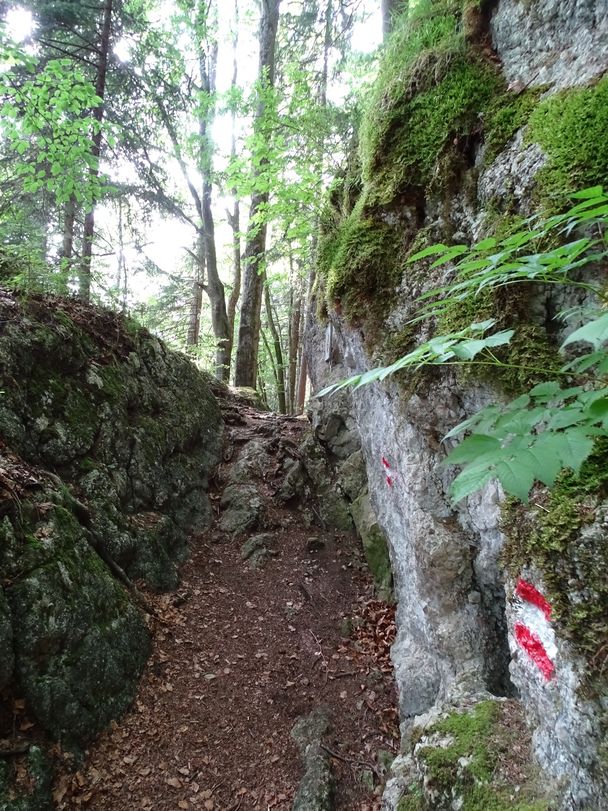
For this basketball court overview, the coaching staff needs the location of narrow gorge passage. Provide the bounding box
[56,400,398,811]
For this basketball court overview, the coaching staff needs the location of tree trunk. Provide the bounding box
[226,0,241,373]
[296,0,332,412]
[187,236,205,349]
[197,4,232,382]
[234,0,282,389]
[264,278,287,413]
[80,0,113,301]
[382,0,404,38]
[289,290,302,414]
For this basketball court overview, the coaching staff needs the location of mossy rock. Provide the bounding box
[5,506,150,749]
[0,588,14,690]
[0,290,222,591]
[0,746,53,811]
[528,76,608,210]
[350,490,393,601]
[405,700,548,810]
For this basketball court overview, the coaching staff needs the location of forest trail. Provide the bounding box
[56,397,398,811]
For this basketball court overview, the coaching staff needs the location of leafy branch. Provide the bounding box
[318,186,608,504]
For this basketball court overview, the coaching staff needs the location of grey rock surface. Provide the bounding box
[491,0,608,89]
[291,710,334,811]
[220,483,264,535]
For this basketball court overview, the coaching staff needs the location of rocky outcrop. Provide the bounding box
[0,291,223,806]
[308,0,608,808]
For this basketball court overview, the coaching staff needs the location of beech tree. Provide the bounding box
[234,0,282,389]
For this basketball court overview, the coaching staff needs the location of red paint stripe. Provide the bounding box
[386,474,393,487]
[381,456,391,469]
[516,579,552,620]
[514,622,555,681]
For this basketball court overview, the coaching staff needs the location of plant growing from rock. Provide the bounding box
[319,186,608,503]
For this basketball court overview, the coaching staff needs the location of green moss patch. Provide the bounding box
[405,700,547,810]
[528,76,608,209]
[321,198,407,332]
[485,88,544,164]
[363,55,503,205]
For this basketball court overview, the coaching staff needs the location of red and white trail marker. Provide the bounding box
[512,578,557,682]
[381,456,396,488]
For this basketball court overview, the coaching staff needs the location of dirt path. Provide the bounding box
[57,403,398,810]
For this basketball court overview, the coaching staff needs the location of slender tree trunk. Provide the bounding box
[197,3,232,381]
[116,198,128,312]
[289,291,302,413]
[263,278,287,413]
[226,0,241,374]
[296,0,332,412]
[61,196,76,282]
[257,362,270,410]
[234,0,282,389]
[80,0,113,301]
[187,236,205,349]
[382,0,405,38]
[261,328,280,405]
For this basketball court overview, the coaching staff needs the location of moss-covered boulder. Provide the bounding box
[0,448,150,751]
[0,587,14,689]
[0,746,53,811]
[0,291,222,589]
[0,290,223,797]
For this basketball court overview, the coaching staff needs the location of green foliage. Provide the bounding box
[528,76,608,209]
[318,319,514,397]
[445,381,608,502]
[0,55,104,208]
[319,186,608,505]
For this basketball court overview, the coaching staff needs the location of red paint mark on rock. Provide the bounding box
[516,578,552,620]
[381,456,395,487]
[514,622,555,681]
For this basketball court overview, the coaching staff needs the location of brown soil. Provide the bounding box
[55,402,399,811]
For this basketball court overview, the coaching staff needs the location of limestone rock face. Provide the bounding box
[0,291,222,796]
[491,0,608,89]
[307,0,608,807]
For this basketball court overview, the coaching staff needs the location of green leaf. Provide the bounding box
[408,243,448,262]
[449,465,493,503]
[495,455,535,502]
[444,434,501,465]
[571,185,604,199]
[556,429,595,472]
[561,312,608,350]
[529,381,561,398]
